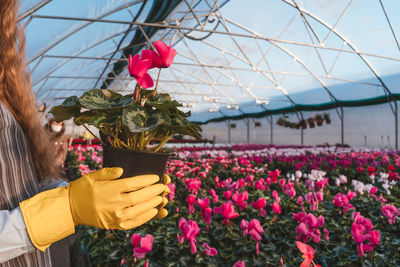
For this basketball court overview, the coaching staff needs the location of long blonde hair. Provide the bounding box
[0,0,58,180]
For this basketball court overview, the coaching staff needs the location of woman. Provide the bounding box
[0,1,169,266]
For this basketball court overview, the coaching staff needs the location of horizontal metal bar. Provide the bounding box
[30,14,400,62]
[42,54,383,88]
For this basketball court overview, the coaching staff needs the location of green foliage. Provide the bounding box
[71,150,400,266]
[49,88,201,152]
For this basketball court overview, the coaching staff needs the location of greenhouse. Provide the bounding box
[0,0,398,266]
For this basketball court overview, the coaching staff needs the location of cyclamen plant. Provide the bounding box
[50,40,201,152]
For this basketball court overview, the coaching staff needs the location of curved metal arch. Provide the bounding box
[221,16,341,106]
[28,0,145,64]
[32,28,147,88]
[32,29,126,87]
[281,0,395,100]
[32,4,206,90]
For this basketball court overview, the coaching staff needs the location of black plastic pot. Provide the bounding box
[102,148,171,178]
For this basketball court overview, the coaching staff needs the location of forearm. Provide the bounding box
[0,208,35,263]
[0,179,70,263]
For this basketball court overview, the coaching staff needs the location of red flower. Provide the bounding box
[213,201,239,225]
[203,242,218,256]
[296,241,320,267]
[271,202,281,214]
[128,54,154,88]
[131,234,154,259]
[142,40,177,68]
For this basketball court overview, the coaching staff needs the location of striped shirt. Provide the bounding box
[0,101,53,267]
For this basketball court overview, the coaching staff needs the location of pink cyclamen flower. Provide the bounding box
[131,234,154,259]
[223,190,233,200]
[209,189,219,203]
[213,201,239,225]
[186,195,196,214]
[197,198,210,210]
[128,54,153,88]
[323,229,329,240]
[351,212,380,257]
[251,198,267,217]
[233,260,246,267]
[382,204,399,224]
[232,191,248,210]
[178,218,200,254]
[241,219,264,254]
[167,183,176,202]
[203,242,218,256]
[271,202,281,214]
[153,40,177,68]
[297,196,304,206]
[315,191,323,202]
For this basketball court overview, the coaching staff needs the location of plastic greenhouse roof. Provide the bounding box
[21,0,400,124]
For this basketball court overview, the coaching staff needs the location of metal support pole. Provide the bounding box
[395,102,398,150]
[341,109,344,145]
[267,116,273,144]
[301,127,304,145]
[228,121,231,144]
[246,119,250,144]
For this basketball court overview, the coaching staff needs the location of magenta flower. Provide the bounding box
[167,183,176,202]
[297,196,304,206]
[305,192,318,211]
[351,212,380,257]
[213,201,239,225]
[131,234,154,259]
[282,182,296,199]
[197,197,210,210]
[251,198,267,217]
[323,229,329,240]
[293,212,324,244]
[203,242,218,256]
[382,204,399,224]
[232,191,248,210]
[186,195,196,214]
[128,54,154,88]
[333,191,356,213]
[271,202,281,214]
[209,189,219,203]
[233,260,245,267]
[142,41,177,69]
[223,190,233,200]
[241,219,264,254]
[178,218,200,254]
[315,190,323,202]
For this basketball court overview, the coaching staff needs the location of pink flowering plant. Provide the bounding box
[50,40,201,152]
[72,145,400,266]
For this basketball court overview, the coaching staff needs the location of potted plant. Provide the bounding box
[50,40,201,178]
[315,114,323,126]
[283,120,291,128]
[323,113,331,124]
[299,119,307,129]
[307,117,315,128]
[277,117,285,126]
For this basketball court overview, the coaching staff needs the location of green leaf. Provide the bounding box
[146,94,181,111]
[79,89,133,109]
[122,104,148,132]
[49,96,81,122]
[122,105,171,133]
[90,112,120,127]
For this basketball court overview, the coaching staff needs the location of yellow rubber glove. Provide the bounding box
[154,174,171,219]
[20,167,166,251]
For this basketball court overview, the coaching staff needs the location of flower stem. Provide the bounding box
[154,68,162,94]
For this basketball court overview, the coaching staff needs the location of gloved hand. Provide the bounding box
[154,174,171,219]
[20,167,167,251]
